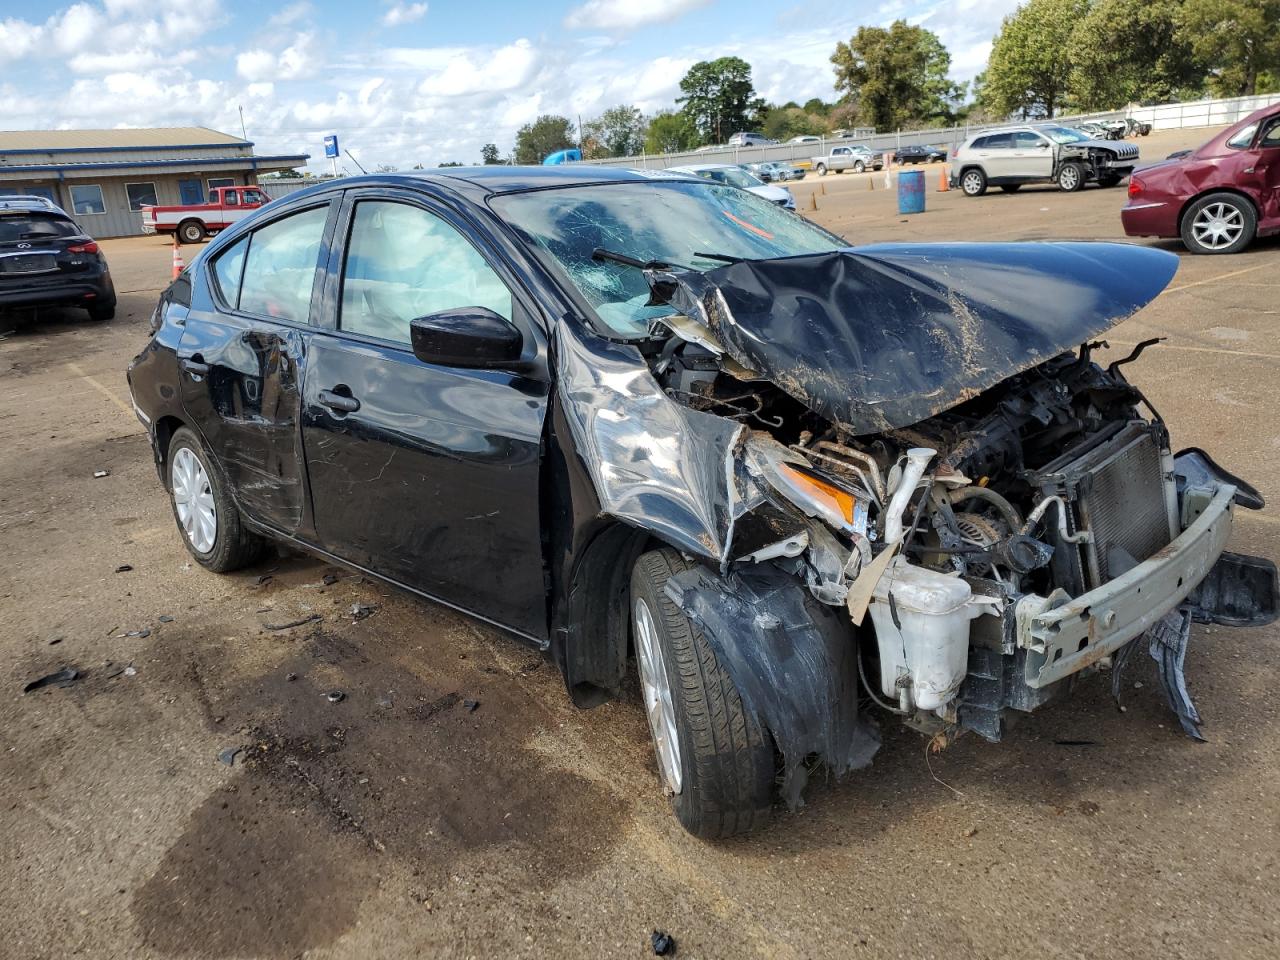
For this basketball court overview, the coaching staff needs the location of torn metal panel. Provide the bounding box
[648,242,1179,435]
[664,563,880,809]
[553,319,765,562]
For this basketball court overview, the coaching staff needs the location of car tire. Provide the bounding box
[853,160,864,173]
[630,548,775,838]
[960,168,987,197]
[815,164,827,177]
[166,427,266,573]
[1056,162,1085,192]
[999,184,1021,194]
[1180,192,1257,255]
[177,220,206,245]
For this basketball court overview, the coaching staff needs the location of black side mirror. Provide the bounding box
[409,307,523,369]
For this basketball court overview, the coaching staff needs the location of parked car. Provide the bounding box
[811,145,881,175]
[787,135,822,144]
[747,161,802,182]
[728,132,776,147]
[141,185,273,244]
[743,162,778,182]
[1123,102,1280,254]
[0,197,116,321]
[893,144,947,164]
[950,124,1139,196]
[0,194,59,210]
[127,166,1275,838]
[668,164,795,210]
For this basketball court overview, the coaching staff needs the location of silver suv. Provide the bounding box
[950,123,1139,196]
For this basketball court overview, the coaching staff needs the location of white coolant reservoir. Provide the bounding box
[868,557,996,713]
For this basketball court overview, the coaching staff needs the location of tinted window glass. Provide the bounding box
[211,235,249,307]
[71,184,105,215]
[237,206,328,321]
[340,201,512,346]
[242,189,267,204]
[1013,131,1044,148]
[983,134,1013,149]
[126,183,158,210]
[971,136,989,149]
[1260,119,1280,148]
[0,214,79,242]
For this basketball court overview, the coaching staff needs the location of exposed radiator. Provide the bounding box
[1032,421,1176,591]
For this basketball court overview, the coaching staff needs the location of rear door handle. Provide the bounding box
[179,357,209,376]
[318,389,360,413]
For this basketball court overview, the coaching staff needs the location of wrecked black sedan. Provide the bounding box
[127,167,1277,837]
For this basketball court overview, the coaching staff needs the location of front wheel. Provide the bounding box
[1181,192,1257,255]
[630,548,775,838]
[960,168,987,196]
[167,427,266,572]
[853,160,864,173]
[1057,162,1085,192]
[815,164,827,177]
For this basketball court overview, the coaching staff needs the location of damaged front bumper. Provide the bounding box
[1018,481,1236,689]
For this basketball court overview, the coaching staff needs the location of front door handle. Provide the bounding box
[179,356,210,376]
[318,389,361,413]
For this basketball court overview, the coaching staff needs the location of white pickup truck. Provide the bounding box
[811,145,884,176]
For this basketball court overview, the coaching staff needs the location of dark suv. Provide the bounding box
[0,198,116,321]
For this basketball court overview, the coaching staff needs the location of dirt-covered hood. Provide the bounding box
[647,242,1179,435]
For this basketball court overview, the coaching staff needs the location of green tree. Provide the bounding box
[480,143,502,165]
[830,20,962,130]
[677,56,766,143]
[582,105,646,158]
[1070,0,1205,109]
[984,0,1087,118]
[514,115,576,164]
[437,161,463,167]
[761,105,827,141]
[644,110,698,153]
[1177,0,1280,96]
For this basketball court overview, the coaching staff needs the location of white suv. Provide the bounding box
[950,123,1139,196]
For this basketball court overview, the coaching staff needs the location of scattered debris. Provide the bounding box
[254,574,274,587]
[651,930,676,956]
[376,695,394,709]
[322,573,340,586]
[23,666,80,693]
[48,637,63,646]
[463,699,480,713]
[262,614,322,631]
[120,628,151,639]
[1054,739,1098,746]
[286,672,298,682]
[93,470,110,479]
[124,665,137,677]
[1079,800,1101,816]
[217,746,243,766]
[114,564,133,573]
[350,603,376,621]
[326,690,346,703]
[963,826,978,838]
[158,615,174,623]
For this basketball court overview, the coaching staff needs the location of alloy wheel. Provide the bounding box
[1191,202,1245,251]
[172,447,217,553]
[634,597,683,794]
[962,171,983,195]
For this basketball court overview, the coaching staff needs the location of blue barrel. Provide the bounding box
[897,169,926,214]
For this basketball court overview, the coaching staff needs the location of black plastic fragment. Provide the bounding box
[651,930,675,956]
[462,699,480,713]
[1184,552,1279,628]
[263,614,322,631]
[1147,609,1205,741]
[218,746,242,766]
[23,666,79,693]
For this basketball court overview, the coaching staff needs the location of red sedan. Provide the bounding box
[1122,103,1280,254]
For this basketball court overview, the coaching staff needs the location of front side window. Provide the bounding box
[1259,119,1280,148]
[236,205,329,322]
[494,179,844,337]
[70,184,105,215]
[339,201,512,346]
[1013,131,1045,148]
[1227,124,1258,149]
[224,191,240,206]
[242,189,267,204]
[126,182,158,210]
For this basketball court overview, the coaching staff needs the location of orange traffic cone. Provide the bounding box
[171,239,186,280]
[937,165,950,192]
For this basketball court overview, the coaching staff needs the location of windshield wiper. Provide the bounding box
[693,251,746,264]
[591,247,671,270]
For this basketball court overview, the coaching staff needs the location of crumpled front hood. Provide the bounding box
[648,242,1179,435]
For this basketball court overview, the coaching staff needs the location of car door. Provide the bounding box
[1244,114,1280,229]
[178,199,338,537]
[976,133,1014,179]
[301,188,551,640]
[1010,131,1054,179]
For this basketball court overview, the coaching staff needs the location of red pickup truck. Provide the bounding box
[140,186,272,244]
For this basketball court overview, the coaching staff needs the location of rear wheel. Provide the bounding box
[960,168,987,197]
[167,427,265,572]
[177,220,206,244]
[1181,192,1257,255]
[630,548,775,838]
[1056,162,1085,192]
[999,184,1022,194]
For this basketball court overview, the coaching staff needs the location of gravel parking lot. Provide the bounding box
[2,124,1278,960]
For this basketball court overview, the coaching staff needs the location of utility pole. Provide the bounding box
[238,105,247,140]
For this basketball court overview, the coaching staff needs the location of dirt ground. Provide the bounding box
[2,124,1278,960]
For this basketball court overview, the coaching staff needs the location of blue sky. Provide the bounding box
[0,0,1018,171]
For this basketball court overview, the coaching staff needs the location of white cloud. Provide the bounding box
[564,0,711,30]
[268,2,313,28]
[50,3,104,55]
[0,18,44,63]
[237,33,318,82]
[418,38,539,97]
[383,2,428,27]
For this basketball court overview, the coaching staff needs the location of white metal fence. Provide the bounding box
[581,92,1280,172]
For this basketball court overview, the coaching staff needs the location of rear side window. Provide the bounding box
[0,213,79,242]
[983,134,1013,149]
[212,205,328,321]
